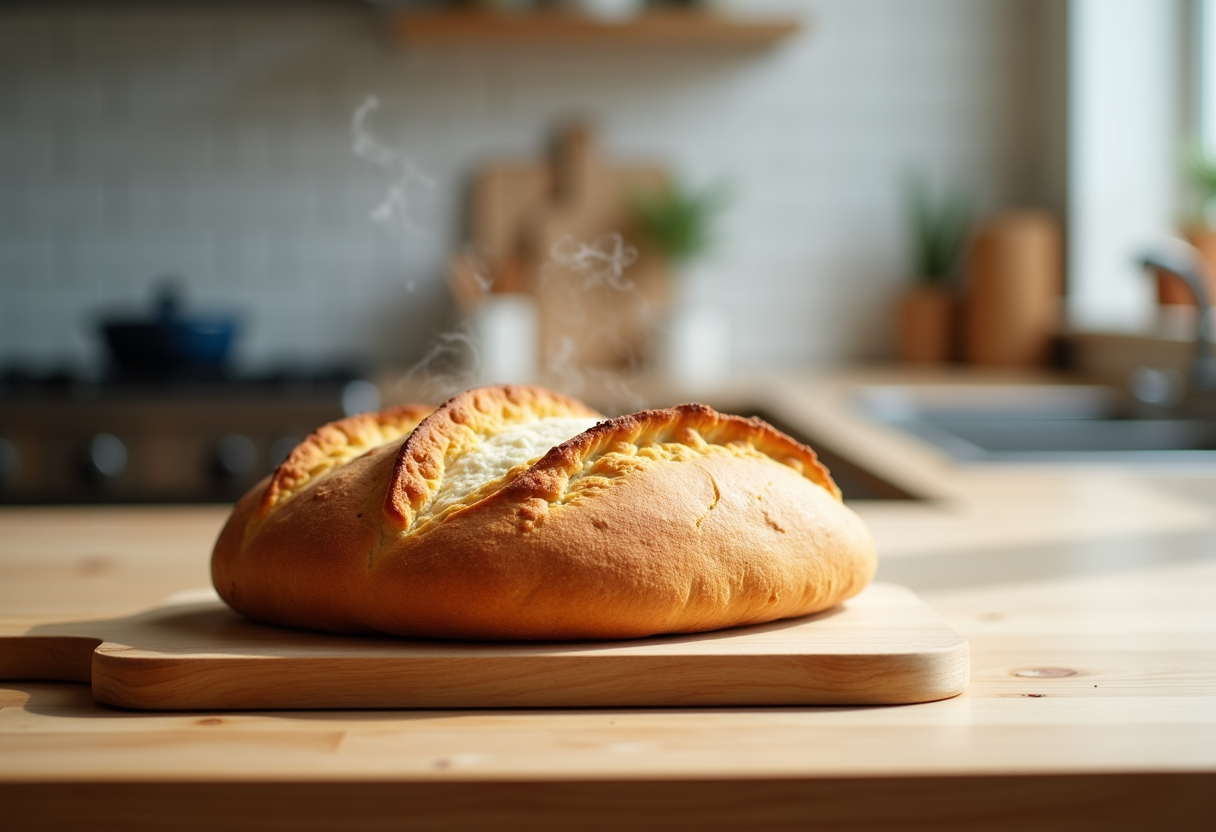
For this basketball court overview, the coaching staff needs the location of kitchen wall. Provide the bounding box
[0,0,1066,373]
[1068,0,1192,332]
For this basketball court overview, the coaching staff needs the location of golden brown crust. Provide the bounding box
[212,386,877,641]
[258,404,435,520]
[513,403,842,506]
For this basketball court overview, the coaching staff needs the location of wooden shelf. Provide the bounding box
[391,10,801,49]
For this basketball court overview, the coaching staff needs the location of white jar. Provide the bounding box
[569,0,644,22]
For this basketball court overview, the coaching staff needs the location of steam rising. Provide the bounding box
[539,233,650,413]
[548,233,638,291]
[387,230,651,414]
[350,97,652,414]
[352,96,435,241]
[397,326,481,404]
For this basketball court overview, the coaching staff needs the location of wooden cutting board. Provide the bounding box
[0,583,968,710]
[462,124,671,373]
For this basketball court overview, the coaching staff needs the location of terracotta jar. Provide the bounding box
[1158,228,1216,304]
[896,285,954,364]
[962,211,1062,367]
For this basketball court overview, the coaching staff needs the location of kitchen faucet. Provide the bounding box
[1139,242,1216,416]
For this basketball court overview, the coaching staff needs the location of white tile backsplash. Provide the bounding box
[0,0,1065,373]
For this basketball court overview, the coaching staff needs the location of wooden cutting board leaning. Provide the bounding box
[448,124,671,374]
[0,582,968,710]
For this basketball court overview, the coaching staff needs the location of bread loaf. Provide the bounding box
[212,385,876,640]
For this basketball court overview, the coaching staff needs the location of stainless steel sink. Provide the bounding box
[858,384,1216,464]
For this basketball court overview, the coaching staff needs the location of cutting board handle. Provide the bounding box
[0,636,100,683]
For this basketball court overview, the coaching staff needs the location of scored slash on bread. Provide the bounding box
[385,386,602,532]
[214,385,877,641]
[258,403,436,520]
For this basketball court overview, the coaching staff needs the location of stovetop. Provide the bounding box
[0,363,381,505]
[0,364,366,402]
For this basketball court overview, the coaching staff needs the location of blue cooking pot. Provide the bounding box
[100,286,238,372]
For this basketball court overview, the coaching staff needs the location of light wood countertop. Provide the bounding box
[3,369,1215,830]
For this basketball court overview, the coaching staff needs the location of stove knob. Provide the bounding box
[83,433,127,481]
[212,433,258,480]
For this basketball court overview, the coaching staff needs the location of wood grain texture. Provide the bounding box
[0,583,968,710]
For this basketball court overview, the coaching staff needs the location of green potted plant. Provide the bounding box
[630,179,730,269]
[896,177,971,363]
